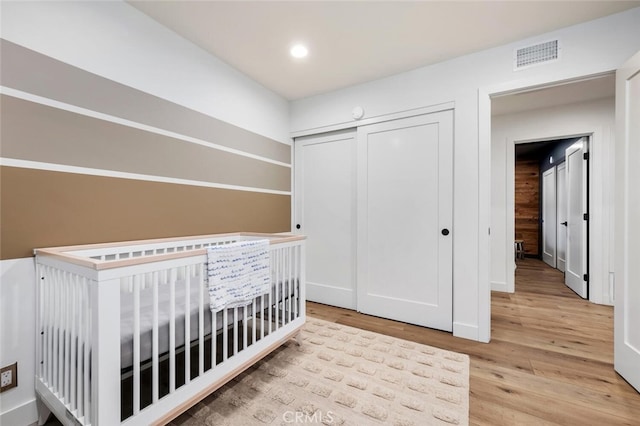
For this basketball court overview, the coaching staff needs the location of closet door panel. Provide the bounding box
[357,110,453,332]
[542,167,557,268]
[294,130,356,309]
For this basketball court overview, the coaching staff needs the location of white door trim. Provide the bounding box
[291,101,455,138]
[501,130,608,301]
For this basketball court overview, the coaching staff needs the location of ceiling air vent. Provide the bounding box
[514,40,560,70]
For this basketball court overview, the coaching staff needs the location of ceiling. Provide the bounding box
[128,1,639,101]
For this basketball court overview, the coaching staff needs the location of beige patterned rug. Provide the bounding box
[171,318,469,426]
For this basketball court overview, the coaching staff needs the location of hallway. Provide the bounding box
[309,258,640,425]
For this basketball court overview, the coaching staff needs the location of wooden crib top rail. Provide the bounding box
[34,232,305,271]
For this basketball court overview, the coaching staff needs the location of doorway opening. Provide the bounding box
[488,72,614,305]
[514,136,590,299]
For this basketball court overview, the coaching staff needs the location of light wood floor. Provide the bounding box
[307,258,640,425]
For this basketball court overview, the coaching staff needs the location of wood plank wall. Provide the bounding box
[515,159,540,256]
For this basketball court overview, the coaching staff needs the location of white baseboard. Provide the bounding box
[1,398,38,426]
[453,321,480,342]
[306,282,356,310]
[491,280,509,292]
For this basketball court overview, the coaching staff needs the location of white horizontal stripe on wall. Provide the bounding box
[0,86,291,168]
[0,158,291,196]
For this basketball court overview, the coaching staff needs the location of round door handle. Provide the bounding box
[561,221,568,226]
[296,224,301,230]
[441,228,450,236]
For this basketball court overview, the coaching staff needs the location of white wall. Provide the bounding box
[0,259,38,425]
[491,97,616,305]
[0,1,290,144]
[0,2,291,424]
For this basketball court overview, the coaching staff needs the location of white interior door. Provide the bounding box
[542,167,557,268]
[294,130,356,309]
[614,50,640,393]
[556,162,567,272]
[565,139,588,298]
[357,110,453,332]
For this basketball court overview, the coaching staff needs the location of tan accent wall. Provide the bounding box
[0,166,291,260]
[1,95,290,192]
[1,41,293,260]
[0,39,291,163]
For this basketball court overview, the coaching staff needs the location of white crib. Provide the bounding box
[34,233,306,426]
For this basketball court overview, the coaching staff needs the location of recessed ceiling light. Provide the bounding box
[290,44,308,59]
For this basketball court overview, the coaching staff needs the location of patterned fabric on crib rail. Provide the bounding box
[206,239,271,312]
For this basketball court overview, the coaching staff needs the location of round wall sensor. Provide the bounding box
[352,106,365,120]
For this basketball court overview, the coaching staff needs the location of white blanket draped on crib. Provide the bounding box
[206,239,271,312]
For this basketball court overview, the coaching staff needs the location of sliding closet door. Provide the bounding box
[356,110,453,332]
[294,130,357,309]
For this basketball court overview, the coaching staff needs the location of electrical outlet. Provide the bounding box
[0,362,18,392]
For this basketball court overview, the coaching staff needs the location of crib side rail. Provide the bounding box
[34,233,305,271]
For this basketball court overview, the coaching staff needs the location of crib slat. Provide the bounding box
[279,248,284,324]
[243,304,248,351]
[289,246,294,323]
[281,248,287,325]
[50,269,56,390]
[152,271,159,403]
[223,309,228,362]
[198,265,204,376]
[44,268,51,387]
[212,308,217,367]
[42,268,48,385]
[294,246,299,318]
[83,279,91,423]
[133,275,141,415]
[261,295,265,340]
[55,270,62,393]
[252,298,257,345]
[274,249,279,331]
[278,249,283,327]
[60,271,67,396]
[233,307,238,356]
[269,260,273,334]
[63,272,70,403]
[71,286,77,408]
[78,277,86,419]
[169,268,176,393]
[49,268,55,386]
[185,266,191,385]
[36,267,43,382]
[69,275,77,411]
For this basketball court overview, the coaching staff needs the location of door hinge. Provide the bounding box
[583,273,589,282]
[583,152,589,160]
[583,213,588,221]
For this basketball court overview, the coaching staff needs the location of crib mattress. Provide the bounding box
[119,279,294,369]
